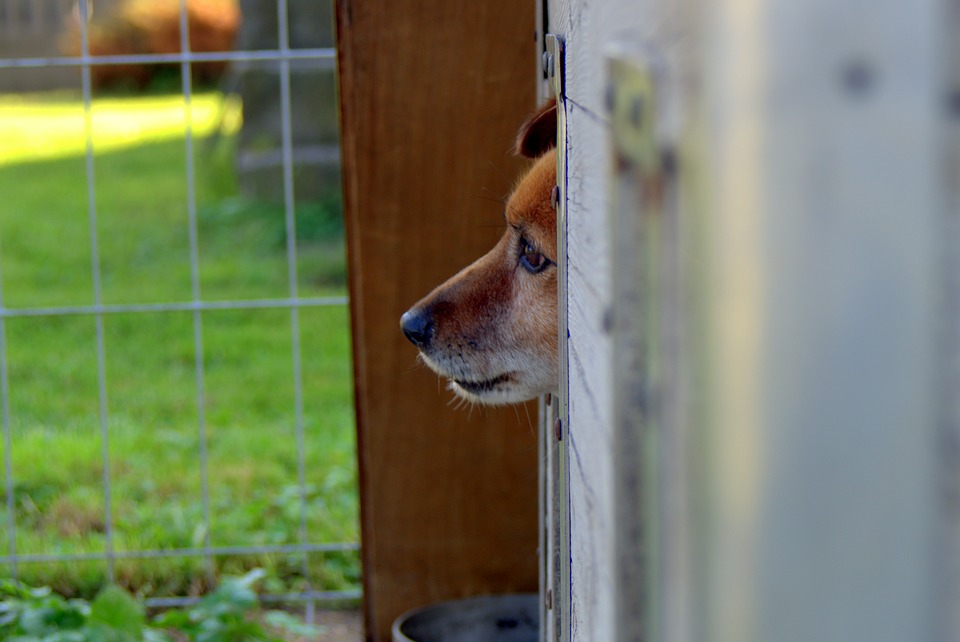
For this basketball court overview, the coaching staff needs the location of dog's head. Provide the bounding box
[400,101,559,405]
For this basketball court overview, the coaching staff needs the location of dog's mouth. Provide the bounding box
[451,373,512,395]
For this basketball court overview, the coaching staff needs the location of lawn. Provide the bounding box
[0,91,359,600]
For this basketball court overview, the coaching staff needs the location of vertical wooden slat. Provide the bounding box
[685,1,949,640]
[550,3,665,641]
[335,3,540,640]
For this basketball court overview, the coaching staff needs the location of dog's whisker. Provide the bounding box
[479,186,509,203]
[484,159,513,185]
[448,395,463,411]
[511,403,522,429]
[514,402,536,441]
[452,394,469,413]
[524,406,536,442]
[401,355,426,375]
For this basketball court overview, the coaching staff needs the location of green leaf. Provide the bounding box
[43,631,89,642]
[19,597,86,636]
[262,610,323,637]
[190,571,264,622]
[195,618,271,642]
[142,629,176,642]
[233,569,267,591]
[0,579,43,600]
[88,586,144,637]
[151,609,191,630]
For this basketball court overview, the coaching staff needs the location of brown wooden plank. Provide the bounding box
[335,3,540,640]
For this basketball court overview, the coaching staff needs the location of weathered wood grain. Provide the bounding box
[550,2,654,641]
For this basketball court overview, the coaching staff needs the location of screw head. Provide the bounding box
[605,84,616,113]
[841,60,875,97]
[630,96,645,129]
[542,52,555,78]
[947,89,960,119]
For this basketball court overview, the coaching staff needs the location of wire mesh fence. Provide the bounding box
[0,0,359,622]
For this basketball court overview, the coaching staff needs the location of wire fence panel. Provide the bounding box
[0,0,358,620]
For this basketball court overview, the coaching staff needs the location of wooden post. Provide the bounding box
[335,3,540,640]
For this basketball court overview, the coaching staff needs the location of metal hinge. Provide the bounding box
[543,31,570,642]
[609,57,659,175]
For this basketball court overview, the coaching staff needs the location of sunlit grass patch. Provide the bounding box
[0,91,357,601]
[0,92,241,165]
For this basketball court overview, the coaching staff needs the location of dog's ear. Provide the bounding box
[514,100,557,158]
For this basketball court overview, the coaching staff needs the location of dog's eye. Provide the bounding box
[519,239,550,274]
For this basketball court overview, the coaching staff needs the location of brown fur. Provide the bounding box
[400,103,559,405]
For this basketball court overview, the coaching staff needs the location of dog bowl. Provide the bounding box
[392,593,538,642]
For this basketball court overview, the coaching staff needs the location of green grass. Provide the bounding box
[0,92,358,600]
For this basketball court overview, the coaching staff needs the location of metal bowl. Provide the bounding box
[392,593,539,642]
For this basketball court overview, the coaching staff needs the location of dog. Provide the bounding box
[399,101,559,405]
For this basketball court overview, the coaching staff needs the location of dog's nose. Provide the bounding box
[400,308,434,348]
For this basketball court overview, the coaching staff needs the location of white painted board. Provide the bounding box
[549,0,960,641]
